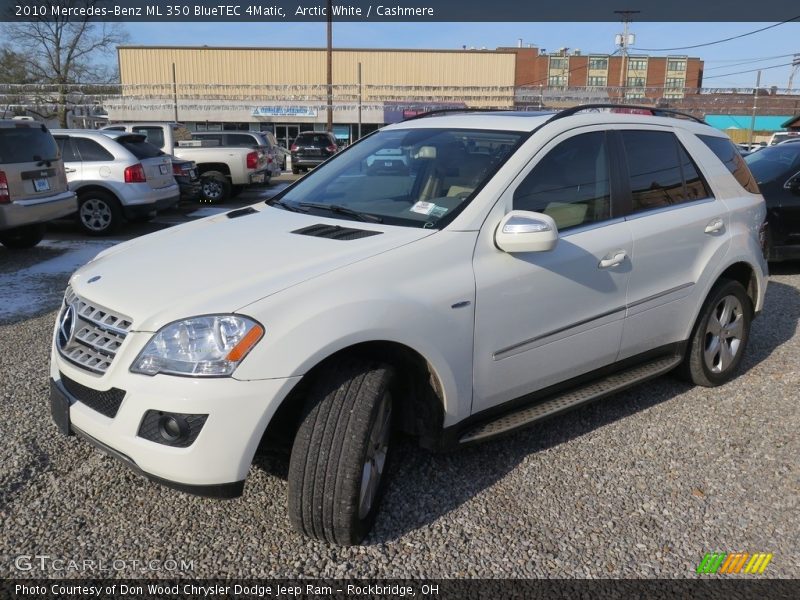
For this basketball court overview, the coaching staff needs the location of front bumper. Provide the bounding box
[50,348,301,494]
[0,191,77,229]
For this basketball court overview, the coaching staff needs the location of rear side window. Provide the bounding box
[118,138,164,160]
[132,126,165,150]
[226,134,259,147]
[621,130,712,213]
[55,137,80,162]
[0,125,58,164]
[74,138,114,162]
[698,135,760,194]
[514,131,611,231]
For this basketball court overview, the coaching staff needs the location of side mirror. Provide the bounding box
[495,211,558,253]
[785,173,800,194]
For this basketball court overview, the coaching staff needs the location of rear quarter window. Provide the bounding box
[697,135,760,194]
[0,125,58,164]
[119,138,164,160]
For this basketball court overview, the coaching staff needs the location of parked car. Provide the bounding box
[51,106,767,545]
[170,157,202,201]
[767,131,800,146]
[51,130,179,235]
[102,123,270,203]
[0,120,77,249]
[191,130,282,181]
[290,131,339,174]
[744,142,800,261]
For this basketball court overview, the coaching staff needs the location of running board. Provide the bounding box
[459,354,682,444]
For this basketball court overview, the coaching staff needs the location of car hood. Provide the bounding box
[69,205,435,331]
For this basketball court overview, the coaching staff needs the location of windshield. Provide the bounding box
[273,128,525,228]
[744,145,800,184]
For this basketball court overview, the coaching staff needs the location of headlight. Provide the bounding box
[131,315,264,377]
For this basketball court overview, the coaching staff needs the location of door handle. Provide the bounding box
[598,250,627,269]
[65,168,77,174]
[705,218,725,234]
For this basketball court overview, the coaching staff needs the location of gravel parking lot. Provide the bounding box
[0,186,797,578]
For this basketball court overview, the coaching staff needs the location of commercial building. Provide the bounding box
[110,45,704,147]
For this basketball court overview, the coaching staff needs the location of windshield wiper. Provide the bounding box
[265,198,308,213]
[298,202,383,223]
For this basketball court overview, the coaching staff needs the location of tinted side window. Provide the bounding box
[226,134,259,147]
[74,138,114,162]
[55,137,80,162]
[698,134,760,194]
[513,131,611,230]
[621,130,710,212]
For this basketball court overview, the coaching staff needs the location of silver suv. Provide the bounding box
[0,120,77,248]
[51,130,179,235]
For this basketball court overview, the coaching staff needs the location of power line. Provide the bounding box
[703,61,795,80]
[704,54,799,70]
[630,17,800,52]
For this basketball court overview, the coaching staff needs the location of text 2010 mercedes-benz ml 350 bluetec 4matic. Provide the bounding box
[51,105,768,545]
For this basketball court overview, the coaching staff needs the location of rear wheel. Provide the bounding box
[288,358,395,545]
[0,223,46,249]
[678,279,752,387]
[291,165,300,175]
[200,172,231,203]
[77,192,123,236]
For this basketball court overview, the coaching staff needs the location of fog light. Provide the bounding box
[159,414,189,442]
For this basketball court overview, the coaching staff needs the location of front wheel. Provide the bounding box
[0,223,45,249]
[288,359,395,545]
[678,279,753,387]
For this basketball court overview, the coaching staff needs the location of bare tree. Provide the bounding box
[5,0,127,126]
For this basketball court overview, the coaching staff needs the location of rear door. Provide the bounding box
[0,124,66,200]
[615,127,730,359]
[117,135,175,190]
[54,136,82,185]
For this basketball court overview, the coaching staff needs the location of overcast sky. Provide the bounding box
[123,21,800,89]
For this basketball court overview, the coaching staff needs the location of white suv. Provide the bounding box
[50,106,768,545]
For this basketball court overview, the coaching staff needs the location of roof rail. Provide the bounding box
[402,107,549,122]
[547,103,705,125]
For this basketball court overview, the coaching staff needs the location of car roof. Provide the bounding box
[0,119,48,129]
[382,109,721,137]
[51,129,144,140]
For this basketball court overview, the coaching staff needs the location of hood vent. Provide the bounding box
[292,224,382,241]
[226,207,258,219]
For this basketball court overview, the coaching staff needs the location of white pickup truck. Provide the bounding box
[101,123,271,202]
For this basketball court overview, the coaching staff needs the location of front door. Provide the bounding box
[472,129,632,414]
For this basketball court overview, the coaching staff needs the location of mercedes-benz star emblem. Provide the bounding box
[57,304,77,350]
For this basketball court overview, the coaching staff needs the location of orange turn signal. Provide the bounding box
[225,324,264,362]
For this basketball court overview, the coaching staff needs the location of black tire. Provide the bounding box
[677,279,753,387]
[0,223,45,249]
[77,191,123,236]
[200,172,231,203]
[291,166,300,175]
[288,358,395,545]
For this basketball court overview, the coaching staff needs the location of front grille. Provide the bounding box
[60,372,126,418]
[57,287,133,375]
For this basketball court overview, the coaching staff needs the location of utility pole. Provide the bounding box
[749,70,762,148]
[171,63,179,122]
[357,61,362,140]
[614,10,639,97]
[326,0,333,133]
[788,54,800,91]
